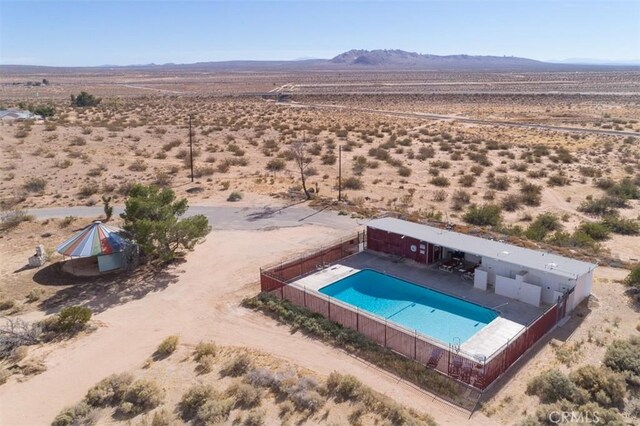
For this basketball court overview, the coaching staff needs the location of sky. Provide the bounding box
[1,0,639,66]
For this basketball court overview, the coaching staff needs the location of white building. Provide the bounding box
[366,218,596,312]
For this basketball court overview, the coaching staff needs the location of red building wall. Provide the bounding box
[366,226,436,265]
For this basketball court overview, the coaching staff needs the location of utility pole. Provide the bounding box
[338,145,342,201]
[188,114,194,182]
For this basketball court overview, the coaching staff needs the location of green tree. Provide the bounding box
[121,184,210,262]
[70,91,101,107]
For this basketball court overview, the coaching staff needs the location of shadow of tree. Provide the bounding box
[35,261,182,315]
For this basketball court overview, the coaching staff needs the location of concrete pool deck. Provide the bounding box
[291,250,547,360]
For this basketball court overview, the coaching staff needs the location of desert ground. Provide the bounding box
[1,69,639,425]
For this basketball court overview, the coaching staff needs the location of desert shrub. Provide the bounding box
[578,222,610,241]
[326,372,364,402]
[0,367,9,385]
[526,369,581,404]
[70,136,87,146]
[228,382,262,408]
[221,353,252,377]
[196,354,215,374]
[290,389,324,412]
[85,373,134,407]
[243,408,266,426]
[0,209,34,232]
[179,384,217,420]
[71,91,101,107]
[155,335,178,357]
[194,341,217,360]
[458,174,476,187]
[487,175,510,191]
[343,176,363,190]
[463,204,502,227]
[525,213,561,241]
[196,399,233,424]
[162,139,181,151]
[607,178,640,200]
[578,196,620,216]
[244,367,277,388]
[623,265,640,290]
[128,159,147,172]
[430,176,450,187]
[520,182,542,206]
[52,401,97,426]
[417,146,435,160]
[119,379,164,415]
[603,215,640,235]
[42,306,92,334]
[23,177,46,193]
[604,336,640,379]
[150,408,171,426]
[397,165,411,177]
[547,172,570,187]
[280,376,324,411]
[501,194,522,211]
[266,158,286,173]
[451,190,471,211]
[227,191,243,202]
[321,153,336,165]
[569,365,626,407]
[470,164,485,176]
[78,182,99,198]
[432,189,447,202]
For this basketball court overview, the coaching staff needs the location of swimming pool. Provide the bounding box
[319,269,498,345]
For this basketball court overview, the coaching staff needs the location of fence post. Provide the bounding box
[384,319,387,347]
[303,286,307,307]
[414,330,417,360]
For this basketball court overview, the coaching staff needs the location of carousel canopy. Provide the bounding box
[56,221,128,258]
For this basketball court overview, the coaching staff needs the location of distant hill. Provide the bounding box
[329,49,545,69]
[2,49,639,74]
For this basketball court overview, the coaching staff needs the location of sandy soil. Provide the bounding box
[0,224,497,426]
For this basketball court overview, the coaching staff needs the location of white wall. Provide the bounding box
[495,275,542,307]
[474,268,488,290]
[481,256,591,312]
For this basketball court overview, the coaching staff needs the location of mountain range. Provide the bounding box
[2,49,639,73]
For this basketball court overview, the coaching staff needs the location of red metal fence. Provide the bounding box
[260,232,365,289]
[258,237,565,393]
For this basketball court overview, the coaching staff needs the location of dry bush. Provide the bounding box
[0,368,10,385]
[155,335,178,357]
[227,382,262,408]
[23,177,47,193]
[0,209,35,232]
[52,401,97,426]
[118,379,164,416]
[85,373,134,407]
[221,353,252,377]
[179,384,217,420]
[243,408,266,426]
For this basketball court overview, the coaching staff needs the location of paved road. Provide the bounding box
[27,204,362,231]
[280,101,640,138]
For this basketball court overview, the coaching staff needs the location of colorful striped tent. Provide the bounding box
[56,221,127,258]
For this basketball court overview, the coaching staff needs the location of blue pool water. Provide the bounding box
[319,269,498,345]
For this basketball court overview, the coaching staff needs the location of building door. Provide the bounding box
[433,246,442,262]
